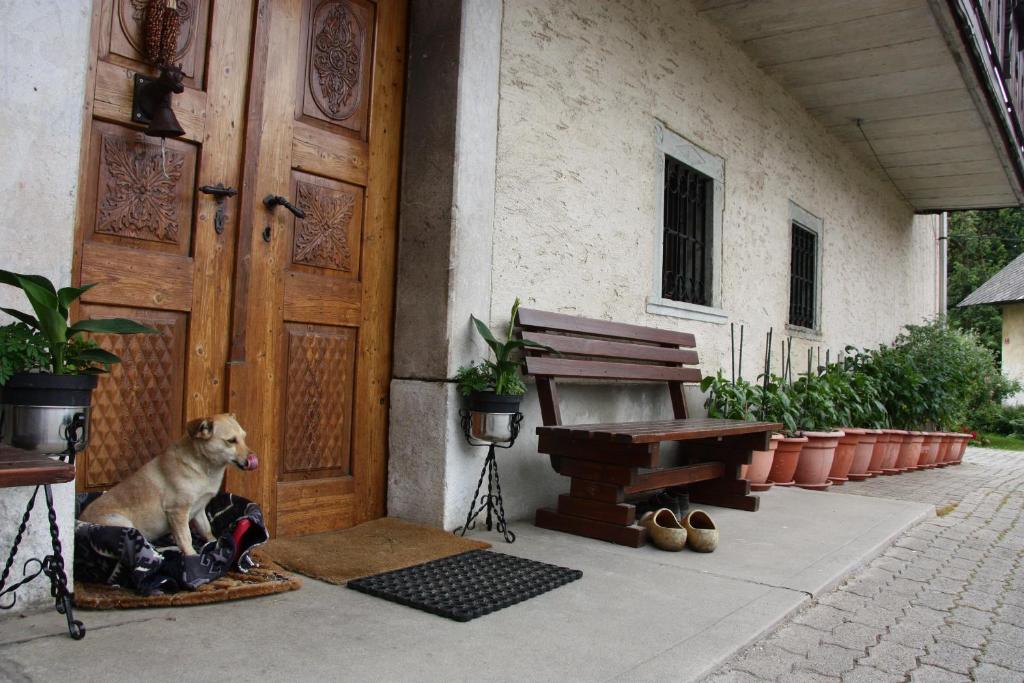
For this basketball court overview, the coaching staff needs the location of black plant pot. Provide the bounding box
[1,372,98,453]
[467,391,522,414]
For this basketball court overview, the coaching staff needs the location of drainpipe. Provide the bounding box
[940,212,949,318]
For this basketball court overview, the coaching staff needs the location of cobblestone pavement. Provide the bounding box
[703,448,1024,683]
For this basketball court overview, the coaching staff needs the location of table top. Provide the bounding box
[0,446,76,488]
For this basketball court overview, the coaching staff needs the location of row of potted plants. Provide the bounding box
[703,321,1013,491]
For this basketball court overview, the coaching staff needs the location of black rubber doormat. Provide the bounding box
[346,549,582,622]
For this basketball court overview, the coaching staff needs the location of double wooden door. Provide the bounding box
[72,0,405,536]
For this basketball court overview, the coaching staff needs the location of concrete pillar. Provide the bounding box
[389,0,504,528]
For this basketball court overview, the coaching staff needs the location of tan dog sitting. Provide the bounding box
[79,414,259,555]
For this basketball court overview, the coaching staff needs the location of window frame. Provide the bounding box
[647,122,726,324]
[787,201,824,336]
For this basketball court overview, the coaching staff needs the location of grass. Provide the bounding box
[974,433,1024,451]
[935,502,959,517]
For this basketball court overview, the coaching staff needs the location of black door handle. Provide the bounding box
[263,194,306,219]
[199,184,238,234]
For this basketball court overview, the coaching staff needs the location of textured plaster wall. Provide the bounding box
[0,0,91,610]
[1001,305,1024,406]
[444,0,941,524]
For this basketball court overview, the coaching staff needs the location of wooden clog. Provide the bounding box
[683,510,719,553]
[639,508,687,551]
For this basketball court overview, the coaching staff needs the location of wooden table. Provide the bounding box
[0,445,85,639]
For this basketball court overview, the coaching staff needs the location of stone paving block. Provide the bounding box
[728,644,795,680]
[703,670,766,683]
[989,621,1024,645]
[920,641,979,675]
[786,671,840,683]
[797,644,861,678]
[957,590,1000,612]
[818,591,870,614]
[899,565,937,583]
[840,667,902,683]
[770,623,825,656]
[933,622,987,649]
[980,640,1024,672]
[909,665,970,683]
[849,606,903,630]
[950,605,995,629]
[927,577,966,595]
[823,622,882,652]
[885,621,936,650]
[995,603,1024,627]
[794,606,852,632]
[895,537,930,552]
[902,605,950,629]
[970,663,1023,683]
[885,547,919,562]
[912,590,957,612]
[858,642,925,676]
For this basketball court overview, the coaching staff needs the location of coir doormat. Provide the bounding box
[347,549,582,622]
[74,565,300,610]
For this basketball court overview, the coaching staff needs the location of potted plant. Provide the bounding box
[0,270,156,452]
[455,298,552,443]
[789,361,844,490]
[701,370,782,490]
[838,348,888,481]
[761,374,805,488]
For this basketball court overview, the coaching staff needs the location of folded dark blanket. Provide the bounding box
[74,493,268,595]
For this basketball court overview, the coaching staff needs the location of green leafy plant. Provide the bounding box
[455,298,553,397]
[701,371,761,422]
[790,368,842,433]
[0,269,157,378]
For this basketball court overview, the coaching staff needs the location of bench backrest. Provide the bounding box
[515,308,701,426]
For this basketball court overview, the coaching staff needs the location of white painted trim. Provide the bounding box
[788,200,824,335]
[652,121,726,317]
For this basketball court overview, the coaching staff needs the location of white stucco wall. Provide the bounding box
[448,0,941,525]
[0,1,91,611]
[1002,305,1024,406]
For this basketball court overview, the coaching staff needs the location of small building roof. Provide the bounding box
[959,252,1024,307]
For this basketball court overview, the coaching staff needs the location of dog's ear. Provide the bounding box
[186,418,214,440]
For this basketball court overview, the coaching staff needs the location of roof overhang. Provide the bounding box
[697,0,1024,211]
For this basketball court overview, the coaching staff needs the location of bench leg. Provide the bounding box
[688,468,760,512]
[535,508,647,548]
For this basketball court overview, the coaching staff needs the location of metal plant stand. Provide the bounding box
[0,417,86,639]
[455,410,523,544]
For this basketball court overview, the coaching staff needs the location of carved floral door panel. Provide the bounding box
[74,0,254,491]
[224,0,404,536]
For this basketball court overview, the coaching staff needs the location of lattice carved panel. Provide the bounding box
[292,179,363,272]
[90,123,197,254]
[108,0,209,84]
[300,0,374,138]
[79,306,186,492]
[282,324,356,475]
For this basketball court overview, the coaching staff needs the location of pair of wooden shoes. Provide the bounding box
[639,508,718,552]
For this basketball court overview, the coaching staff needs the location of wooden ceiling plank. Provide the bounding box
[765,37,950,88]
[809,89,974,127]
[896,171,1011,191]
[886,159,1003,179]
[791,63,962,109]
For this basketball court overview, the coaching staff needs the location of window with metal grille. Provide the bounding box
[662,155,713,306]
[789,222,817,329]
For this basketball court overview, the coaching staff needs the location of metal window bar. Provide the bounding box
[789,223,817,329]
[662,156,713,305]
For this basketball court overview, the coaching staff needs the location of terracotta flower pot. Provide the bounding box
[867,430,889,476]
[794,431,843,490]
[848,429,879,480]
[896,431,925,471]
[881,429,907,474]
[936,433,955,466]
[742,434,782,492]
[768,435,807,486]
[915,432,937,468]
[828,428,863,485]
[950,433,971,465]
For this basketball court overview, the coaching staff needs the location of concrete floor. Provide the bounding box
[0,487,930,683]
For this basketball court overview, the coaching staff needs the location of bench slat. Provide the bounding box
[538,418,780,444]
[624,462,725,494]
[521,331,700,365]
[517,308,696,347]
[524,357,702,383]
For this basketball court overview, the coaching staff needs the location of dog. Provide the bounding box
[79,413,259,555]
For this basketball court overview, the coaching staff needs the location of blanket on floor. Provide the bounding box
[74,493,268,596]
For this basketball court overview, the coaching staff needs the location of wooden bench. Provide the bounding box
[515,308,780,548]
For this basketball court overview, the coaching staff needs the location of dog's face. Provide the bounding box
[186,414,259,471]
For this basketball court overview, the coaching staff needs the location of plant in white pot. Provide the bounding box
[0,270,156,452]
[455,298,553,443]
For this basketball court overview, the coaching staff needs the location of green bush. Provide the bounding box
[974,403,1024,436]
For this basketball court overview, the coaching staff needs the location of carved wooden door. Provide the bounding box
[73,0,254,493]
[222,0,405,536]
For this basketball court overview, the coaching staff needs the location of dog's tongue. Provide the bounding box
[245,453,259,470]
